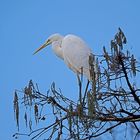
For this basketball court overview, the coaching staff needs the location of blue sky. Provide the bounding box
[0,0,140,139]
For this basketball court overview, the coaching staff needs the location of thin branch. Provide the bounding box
[118,54,140,105]
[82,122,122,139]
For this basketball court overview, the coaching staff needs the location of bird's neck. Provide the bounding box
[52,41,64,60]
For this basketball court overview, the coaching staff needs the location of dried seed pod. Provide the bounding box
[34,104,39,124]
[87,92,95,116]
[13,91,19,130]
[104,69,110,88]
[103,46,110,68]
[68,103,73,133]
[131,54,136,76]
[24,112,28,127]
[115,33,122,48]
[119,27,127,44]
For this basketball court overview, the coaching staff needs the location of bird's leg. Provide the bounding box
[77,74,82,105]
[82,80,90,105]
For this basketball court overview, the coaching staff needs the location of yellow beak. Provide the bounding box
[33,40,50,55]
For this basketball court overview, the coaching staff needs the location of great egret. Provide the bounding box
[34,33,95,81]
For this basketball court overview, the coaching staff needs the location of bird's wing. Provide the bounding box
[62,35,92,79]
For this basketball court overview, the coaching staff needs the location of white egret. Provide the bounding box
[34,33,95,81]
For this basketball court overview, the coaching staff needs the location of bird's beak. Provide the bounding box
[33,40,50,55]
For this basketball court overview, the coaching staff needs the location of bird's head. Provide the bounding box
[33,33,63,55]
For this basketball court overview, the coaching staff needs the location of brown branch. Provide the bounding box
[48,96,68,112]
[133,122,140,133]
[30,116,67,140]
[69,111,140,122]
[98,115,140,122]
[82,122,122,139]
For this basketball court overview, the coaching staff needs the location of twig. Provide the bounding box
[118,54,140,105]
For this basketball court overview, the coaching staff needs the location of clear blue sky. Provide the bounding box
[0,0,140,139]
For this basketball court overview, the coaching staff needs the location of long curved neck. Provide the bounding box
[52,40,64,60]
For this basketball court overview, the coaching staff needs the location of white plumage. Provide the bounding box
[34,33,94,81]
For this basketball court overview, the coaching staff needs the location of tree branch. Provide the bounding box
[118,54,140,105]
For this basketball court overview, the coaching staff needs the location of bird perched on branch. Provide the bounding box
[34,33,96,81]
